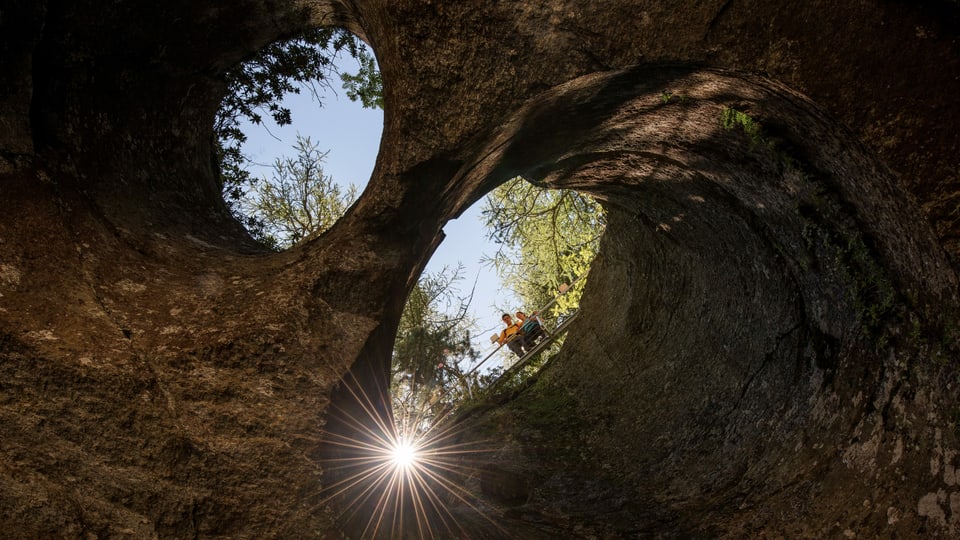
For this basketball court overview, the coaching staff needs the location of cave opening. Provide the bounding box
[213,28,382,252]
[319,64,957,537]
[318,178,606,539]
[391,179,605,430]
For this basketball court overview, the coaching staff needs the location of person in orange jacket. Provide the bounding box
[497,313,527,357]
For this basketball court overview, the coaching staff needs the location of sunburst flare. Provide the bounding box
[319,369,509,539]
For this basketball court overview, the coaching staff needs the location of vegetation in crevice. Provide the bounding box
[797,194,898,337]
[949,405,960,437]
[719,106,802,172]
[722,105,958,377]
[508,381,581,431]
[720,106,769,151]
[659,91,691,105]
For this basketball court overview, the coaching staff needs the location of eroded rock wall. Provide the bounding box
[442,66,959,537]
[0,0,958,538]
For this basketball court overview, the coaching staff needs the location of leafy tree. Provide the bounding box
[240,135,358,248]
[482,176,606,319]
[392,265,479,430]
[213,27,369,220]
[340,49,384,110]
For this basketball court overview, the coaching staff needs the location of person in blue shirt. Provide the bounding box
[515,311,545,344]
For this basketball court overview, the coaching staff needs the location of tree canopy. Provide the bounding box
[240,135,358,249]
[213,27,370,220]
[482,176,605,318]
[340,49,384,110]
[392,265,479,430]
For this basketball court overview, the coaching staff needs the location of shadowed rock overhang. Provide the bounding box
[0,0,958,538]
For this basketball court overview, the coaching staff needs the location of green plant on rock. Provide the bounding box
[719,106,804,174]
[511,382,580,431]
[930,320,960,372]
[949,406,960,436]
[660,91,689,104]
[720,106,768,150]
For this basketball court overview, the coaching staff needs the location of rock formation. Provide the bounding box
[1,1,958,538]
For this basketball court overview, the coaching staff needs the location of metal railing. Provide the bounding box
[444,275,585,404]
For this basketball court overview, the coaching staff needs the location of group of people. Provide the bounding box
[493,311,546,358]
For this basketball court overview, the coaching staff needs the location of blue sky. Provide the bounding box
[238,58,517,351]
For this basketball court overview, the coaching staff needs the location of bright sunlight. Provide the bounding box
[320,371,509,539]
[390,439,418,470]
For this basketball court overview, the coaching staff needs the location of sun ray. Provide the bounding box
[359,468,395,539]
[321,459,393,505]
[319,358,520,539]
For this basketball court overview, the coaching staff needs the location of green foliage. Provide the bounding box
[218,28,360,131]
[341,49,384,110]
[659,91,689,104]
[214,28,363,211]
[211,27,383,239]
[950,406,960,437]
[915,316,959,375]
[394,265,477,382]
[240,135,357,248]
[719,106,803,174]
[798,191,898,338]
[510,383,581,433]
[480,347,554,399]
[481,177,605,319]
[392,265,479,429]
[209,24,383,241]
[720,106,768,150]
[720,106,901,341]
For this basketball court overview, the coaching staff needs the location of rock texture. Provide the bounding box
[1,0,958,538]
[451,67,959,538]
